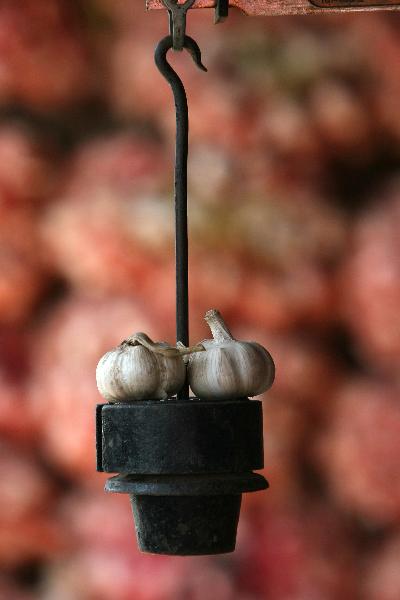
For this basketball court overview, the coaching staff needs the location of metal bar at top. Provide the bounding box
[147,0,400,16]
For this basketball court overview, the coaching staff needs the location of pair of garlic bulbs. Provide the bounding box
[96,309,275,402]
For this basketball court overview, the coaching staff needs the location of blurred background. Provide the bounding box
[0,1,399,598]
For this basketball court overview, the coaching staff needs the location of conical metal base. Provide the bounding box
[105,472,268,555]
[131,494,241,555]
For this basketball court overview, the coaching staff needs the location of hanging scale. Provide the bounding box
[95,0,275,556]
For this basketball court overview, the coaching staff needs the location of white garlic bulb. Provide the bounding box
[96,333,186,402]
[187,309,275,400]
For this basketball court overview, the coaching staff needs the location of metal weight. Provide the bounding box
[97,399,264,474]
[97,398,268,555]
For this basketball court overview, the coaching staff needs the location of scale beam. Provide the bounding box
[147,0,400,17]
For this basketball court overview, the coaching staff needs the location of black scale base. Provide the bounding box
[96,398,268,555]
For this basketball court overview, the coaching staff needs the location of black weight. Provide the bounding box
[96,398,269,555]
[98,399,264,475]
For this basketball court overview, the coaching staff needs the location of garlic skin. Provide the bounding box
[187,310,275,400]
[96,333,186,402]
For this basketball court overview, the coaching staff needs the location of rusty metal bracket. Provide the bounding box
[147,0,400,17]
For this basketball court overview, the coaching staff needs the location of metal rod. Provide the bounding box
[155,35,206,399]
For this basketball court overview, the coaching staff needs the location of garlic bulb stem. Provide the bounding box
[125,333,181,357]
[204,309,234,343]
[124,333,205,358]
[176,341,205,355]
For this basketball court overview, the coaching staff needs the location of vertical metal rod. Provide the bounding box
[155,35,206,400]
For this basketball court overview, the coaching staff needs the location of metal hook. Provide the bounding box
[161,0,196,51]
[155,34,207,76]
[155,35,206,399]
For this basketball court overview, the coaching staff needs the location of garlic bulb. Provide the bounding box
[187,310,275,400]
[96,333,186,402]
